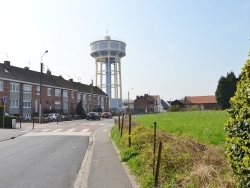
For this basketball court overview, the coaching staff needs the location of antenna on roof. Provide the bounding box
[78,77,81,83]
[3,53,8,61]
[106,24,109,36]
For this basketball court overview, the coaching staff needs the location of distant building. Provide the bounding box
[0,61,109,120]
[169,95,218,111]
[183,95,219,110]
[161,100,169,111]
[134,94,163,114]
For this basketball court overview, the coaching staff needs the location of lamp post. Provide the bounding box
[39,50,48,124]
[128,88,134,114]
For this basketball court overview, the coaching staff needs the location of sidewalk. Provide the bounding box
[0,122,140,188]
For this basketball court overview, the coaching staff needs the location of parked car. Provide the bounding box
[101,112,112,118]
[48,113,58,122]
[86,112,101,120]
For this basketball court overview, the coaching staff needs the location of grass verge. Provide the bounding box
[111,111,236,188]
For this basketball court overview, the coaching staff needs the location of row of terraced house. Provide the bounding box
[0,61,109,120]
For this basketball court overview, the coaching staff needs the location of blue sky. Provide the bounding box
[0,0,249,101]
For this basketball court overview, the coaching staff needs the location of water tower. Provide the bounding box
[90,36,126,113]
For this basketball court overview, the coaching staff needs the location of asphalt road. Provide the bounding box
[0,135,88,188]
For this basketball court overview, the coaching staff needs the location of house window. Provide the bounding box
[89,95,91,101]
[63,101,68,109]
[83,94,86,100]
[63,90,68,97]
[10,83,19,92]
[55,101,61,109]
[55,89,61,97]
[10,99,19,108]
[47,88,52,96]
[36,86,40,95]
[23,101,31,108]
[23,113,31,120]
[0,81,3,91]
[23,85,31,93]
[71,91,74,98]
[77,93,81,100]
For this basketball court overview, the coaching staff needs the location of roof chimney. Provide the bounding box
[69,78,73,82]
[46,69,51,75]
[4,61,10,68]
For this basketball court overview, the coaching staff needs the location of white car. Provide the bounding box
[48,113,58,122]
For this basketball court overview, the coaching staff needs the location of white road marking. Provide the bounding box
[53,129,63,132]
[80,123,88,125]
[80,129,90,132]
[23,132,91,136]
[41,129,51,132]
[66,129,76,132]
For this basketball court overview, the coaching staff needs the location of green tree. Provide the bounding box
[76,100,85,117]
[225,54,250,187]
[215,71,238,110]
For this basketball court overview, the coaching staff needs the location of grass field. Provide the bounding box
[111,110,235,187]
[133,110,229,145]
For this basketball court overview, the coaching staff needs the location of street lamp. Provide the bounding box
[39,50,48,124]
[128,88,134,114]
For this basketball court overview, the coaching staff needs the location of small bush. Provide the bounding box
[225,54,250,187]
[0,116,16,128]
[169,105,181,112]
[120,147,138,162]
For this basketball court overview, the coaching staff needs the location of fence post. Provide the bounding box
[32,117,35,129]
[154,141,162,188]
[120,113,125,137]
[19,116,22,128]
[118,115,121,132]
[153,122,157,175]
[128,113,132,147]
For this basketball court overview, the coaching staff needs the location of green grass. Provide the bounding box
[133,110,228,145]
[111,110,236,187]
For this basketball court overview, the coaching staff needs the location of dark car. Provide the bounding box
[101,112,112,118]
[87,112,101,120]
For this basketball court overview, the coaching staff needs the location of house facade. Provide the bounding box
[0,61,109,119]
[183,95,219,110]
[134,94,163,114]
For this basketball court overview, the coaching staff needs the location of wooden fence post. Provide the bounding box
[153,122,157,175]
[154,141,162,188]
[128,113,132,147]
[118,115,121,132]
[120,113,125,137]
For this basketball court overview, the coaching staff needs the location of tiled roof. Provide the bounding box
[161,100,169,108]
[183,96,217,104]
[0,62,107,96]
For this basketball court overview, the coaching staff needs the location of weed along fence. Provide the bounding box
[113,111,237,187]
[116,113,163,188]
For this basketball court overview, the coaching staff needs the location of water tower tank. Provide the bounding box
[90,36,126,112]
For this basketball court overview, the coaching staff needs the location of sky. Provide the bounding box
[0,0,249,101]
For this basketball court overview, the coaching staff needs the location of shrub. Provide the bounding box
[225,53,250,187]
[0,116,16,128]
[169,105,181,112]
[0,105,3,115]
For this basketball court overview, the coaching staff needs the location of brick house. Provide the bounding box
[134,94,162,113]
[0,61,108,119]
[183,95,219,110]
